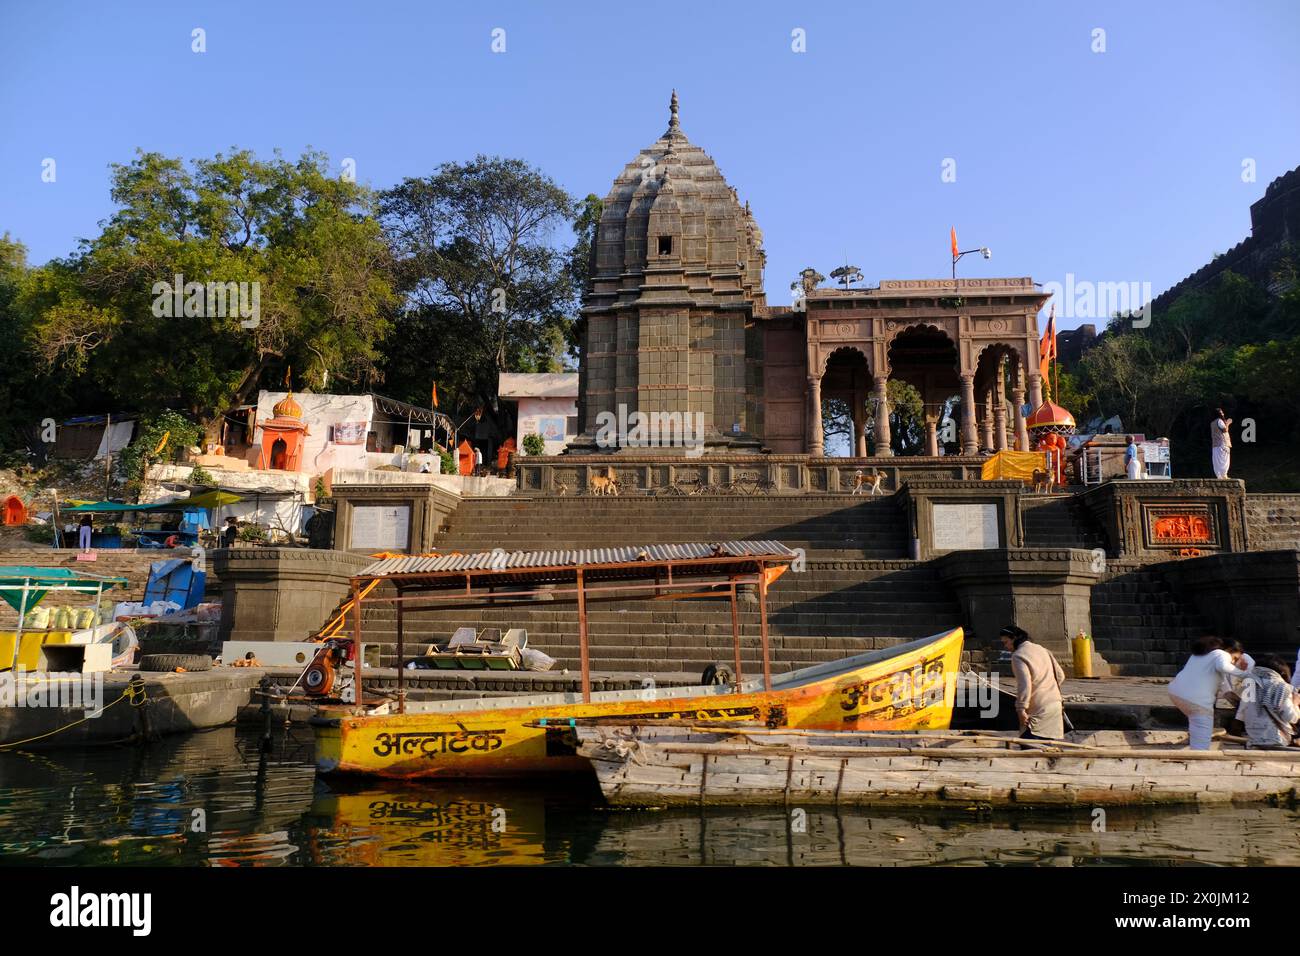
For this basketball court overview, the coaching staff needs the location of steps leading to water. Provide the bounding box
[1021,495,1106,550]
[346,560,973,676]
[1091,566,1211,676]
[431,494,910,560]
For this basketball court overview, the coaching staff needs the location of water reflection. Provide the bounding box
[1,727,1296,867]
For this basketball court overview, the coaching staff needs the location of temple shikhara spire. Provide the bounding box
[668,89,680,131]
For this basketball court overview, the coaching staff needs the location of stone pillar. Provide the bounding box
[994,385,1008,453]
[213,548,373,643]
[981,389,995,451]
[960,374,978,455]
[1028,373,1043,412]
[873,375,892,457]
[807,376,824,457]
[852,383,867,457]
[924,414,940,457]
[1012,367,1029,452]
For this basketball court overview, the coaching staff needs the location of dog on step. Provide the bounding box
[1031,468,1054,494]
[589,468,619,496]
[851,469,884,496]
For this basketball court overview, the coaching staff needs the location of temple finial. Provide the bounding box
[668,89,680,130]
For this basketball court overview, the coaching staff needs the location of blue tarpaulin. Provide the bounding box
[143,559,205,610]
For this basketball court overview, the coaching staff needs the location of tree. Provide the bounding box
[377,155,580,431]
[22,149,396,439]
[822,380,925,456]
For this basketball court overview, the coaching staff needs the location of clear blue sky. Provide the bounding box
[2,0,1297,331]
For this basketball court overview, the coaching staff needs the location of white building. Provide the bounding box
[498,373,579,455]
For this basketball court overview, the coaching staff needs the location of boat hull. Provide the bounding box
[315,628,964,779]
[578,726,1300,808]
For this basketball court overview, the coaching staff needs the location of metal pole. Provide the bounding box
[758,564,772,692]
[396,588,405,714]
[729,577,742,685]
[577,567,590,703]
[351,581,364,708]
[10,579,30,671]
[103,413,113,498]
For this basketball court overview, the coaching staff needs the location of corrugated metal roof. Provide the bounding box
[359,540,795,578]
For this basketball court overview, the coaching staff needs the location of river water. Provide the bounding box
[1,726,1296,867]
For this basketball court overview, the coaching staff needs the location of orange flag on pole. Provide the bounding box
[950,227,959,261]
[431,382,439,409]
[1039,305,1057,395]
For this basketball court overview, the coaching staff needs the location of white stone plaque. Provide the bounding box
[931,503,1000,551]
[351,504,411,551]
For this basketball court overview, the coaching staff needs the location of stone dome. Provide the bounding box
[587,91,765,308]
[273,392,303,420]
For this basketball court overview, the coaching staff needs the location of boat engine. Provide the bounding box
[303,638,356,703]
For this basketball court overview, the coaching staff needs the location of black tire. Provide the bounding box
[701,661,735,686]
[137,653,213,673]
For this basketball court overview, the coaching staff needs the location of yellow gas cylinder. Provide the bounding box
[1072,629,1095,679]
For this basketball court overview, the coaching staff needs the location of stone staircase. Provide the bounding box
[331,493,975,675]
[1090,565,1210,676]
[1021,494,1105,550]
[431,494,909,560]
[1245,494,1300,551]
[352,560,973,676]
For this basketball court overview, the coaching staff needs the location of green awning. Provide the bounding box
[0,567,129,613]
[63,491,242,513]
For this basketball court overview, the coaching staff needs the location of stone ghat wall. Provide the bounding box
[517,455,989,496]
[1245,494,1300,552]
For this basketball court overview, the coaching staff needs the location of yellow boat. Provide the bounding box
[314,627,964,779]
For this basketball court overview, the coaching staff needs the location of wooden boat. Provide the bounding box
[574,724,1300,808]
[313,627,965,779]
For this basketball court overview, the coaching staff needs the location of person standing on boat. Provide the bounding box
[1000,625,1066,740]
[1236,656,1300,749]
[1167,636,1248,750]
[78,513,93,552]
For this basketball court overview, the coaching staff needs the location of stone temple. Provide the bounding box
[211,94,1300,691]
[571,92,1050,461]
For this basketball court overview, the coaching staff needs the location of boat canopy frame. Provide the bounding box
[0,568,129,671]
[346,542,798,709]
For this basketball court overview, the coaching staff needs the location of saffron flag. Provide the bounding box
[1039,305,1057,388]
[431,382,439,409]
[950,227,959,261]
[284,366,291,388]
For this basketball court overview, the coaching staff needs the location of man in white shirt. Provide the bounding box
[1211,408,1232,479]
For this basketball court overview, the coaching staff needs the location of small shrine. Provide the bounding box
[258,392,309,471]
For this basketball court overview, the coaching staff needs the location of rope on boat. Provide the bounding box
[0,679,147,751]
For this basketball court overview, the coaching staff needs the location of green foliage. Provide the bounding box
[1071,260,1300,485]
[18,148,395,435]
[187,464,215,487]
[438,448,455,476]
[237,523,267,543]
[823,380,926,456]
[1053,368,1095,424]
[377,156,580,424]
[119,410,203,482]
[522,432,546,456]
